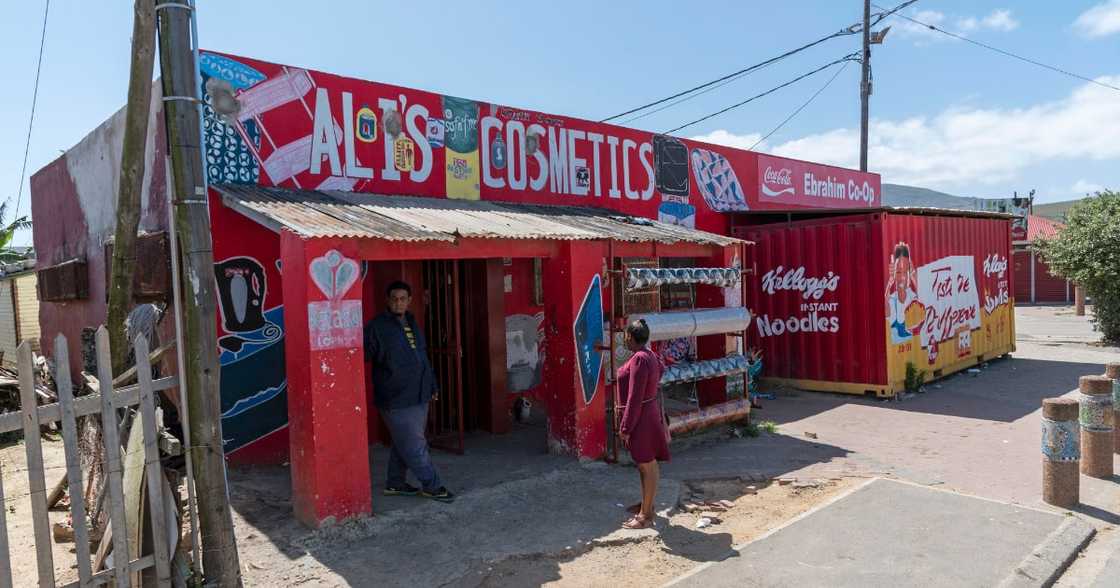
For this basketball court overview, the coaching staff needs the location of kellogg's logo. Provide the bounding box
[760,265,839,300]
[983,254,1008,278]
[761,166,795,197]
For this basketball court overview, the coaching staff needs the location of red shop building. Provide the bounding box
[1013,215,1071,304]
[33,51,897,526]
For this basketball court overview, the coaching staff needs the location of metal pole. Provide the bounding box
[859,0,871,172]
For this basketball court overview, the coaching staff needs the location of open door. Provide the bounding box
[422,260,465,454]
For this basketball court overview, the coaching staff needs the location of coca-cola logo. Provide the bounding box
[761,166,795,198]
[764,166,792,186]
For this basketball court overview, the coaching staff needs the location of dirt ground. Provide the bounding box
[469,478,857,588]
[1,436,81,588]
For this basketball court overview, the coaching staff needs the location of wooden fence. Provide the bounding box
[0,327,185,587]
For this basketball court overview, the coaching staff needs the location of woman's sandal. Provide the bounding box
[622,514,652,529]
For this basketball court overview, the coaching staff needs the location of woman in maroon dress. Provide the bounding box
[618,319,670,529]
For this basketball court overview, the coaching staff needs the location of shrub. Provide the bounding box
[1035,191,1120,343]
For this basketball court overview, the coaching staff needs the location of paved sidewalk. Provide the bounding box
[670,478,1095,588]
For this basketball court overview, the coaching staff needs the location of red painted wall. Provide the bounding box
[1012,249,1070,304]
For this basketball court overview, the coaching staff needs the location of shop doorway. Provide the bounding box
[421,259,510,455]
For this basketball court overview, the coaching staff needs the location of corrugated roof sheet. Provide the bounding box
[215,185,744,247]
[1028,214,1064,241]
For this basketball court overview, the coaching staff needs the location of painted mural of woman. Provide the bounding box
[885,242,921,344]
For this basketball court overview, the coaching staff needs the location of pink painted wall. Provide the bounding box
[30,83,170,382]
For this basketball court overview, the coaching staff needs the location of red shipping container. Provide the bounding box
[740,210,1015,397]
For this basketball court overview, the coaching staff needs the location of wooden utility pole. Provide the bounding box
[155,1,243,585]
[859,0,871,172]
[106,0,156,374]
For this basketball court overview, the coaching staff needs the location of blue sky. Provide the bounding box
[3,1,1119,246]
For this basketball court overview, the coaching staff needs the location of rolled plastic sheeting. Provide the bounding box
[661,354,749,386]
[668,398,752,435]
[626,267,741,290]
[631,307,750,342]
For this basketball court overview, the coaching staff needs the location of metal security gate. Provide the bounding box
[422,260,465,454]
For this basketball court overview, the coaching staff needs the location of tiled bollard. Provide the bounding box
[1107,363,1120,454]
[1079,375,1114,479]
[1042,397,1080,508]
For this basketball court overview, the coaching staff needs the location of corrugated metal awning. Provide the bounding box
[214,184,744,247]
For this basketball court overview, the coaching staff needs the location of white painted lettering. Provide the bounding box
[310,88,342,176]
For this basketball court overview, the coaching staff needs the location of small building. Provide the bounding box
[29,50,1008,527]
[1013,215,1071,304]
[0,261,40,366]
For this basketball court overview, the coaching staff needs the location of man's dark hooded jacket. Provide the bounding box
[364,311,438,409]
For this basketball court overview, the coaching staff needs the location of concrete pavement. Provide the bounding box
[669,478,1095,588]
[663,305,1120,586]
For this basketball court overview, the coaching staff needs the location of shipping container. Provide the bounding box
[738,209,1015,397]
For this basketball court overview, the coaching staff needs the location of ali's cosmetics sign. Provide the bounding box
[756,153,880,210]
[307,250,362,351]
[199,50,881,228]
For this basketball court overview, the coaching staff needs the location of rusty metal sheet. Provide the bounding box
[214,184,743,247]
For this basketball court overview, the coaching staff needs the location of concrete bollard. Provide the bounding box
[1042,397,1080,508]
[1078,375,1114,479]
[1106,363,1120,454]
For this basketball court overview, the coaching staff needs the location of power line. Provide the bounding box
[13,0,52,220]
[748,60,854,152]
[600,26,861,123]
[617,56,788,126]
[663,54,859,135]
[875,5,1120,93]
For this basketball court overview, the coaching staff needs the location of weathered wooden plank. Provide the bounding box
[0,375,179,434]
[135,336,172,586]
[55,335,94,584]
[122,410,146,588]
[46,472,68,510]
[97,327,131,588]
[111,341,175,387]
[19,340,56,587]
[0,460,13,588]
[61,554,155,588]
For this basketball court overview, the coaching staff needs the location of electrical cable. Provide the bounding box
[600,26,860,123]
[663,54,859,135]
[748,60,853,152]
[601,0,919,125]
[13,0,52,220]
[875,5,1120,93]
[617,55,789,126]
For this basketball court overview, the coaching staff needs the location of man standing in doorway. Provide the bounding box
[364,280,455,502]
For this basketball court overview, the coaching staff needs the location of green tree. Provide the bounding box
[1034,190,1120,343]
[0,199,33,264]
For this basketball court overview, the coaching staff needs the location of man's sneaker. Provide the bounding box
[383,483,420,496]
[421,487,455,503]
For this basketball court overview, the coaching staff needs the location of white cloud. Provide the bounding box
[896,10,948,40]
[1071,179,1104,194]
[980,9,1019,31]
[1074,0,1120,38]
[897,9,1018,41]
[693,76,1120,190]
[688,129,766,151]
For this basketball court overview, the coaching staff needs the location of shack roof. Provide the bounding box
[215,185,746,247]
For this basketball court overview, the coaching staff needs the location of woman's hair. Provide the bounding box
[626,318,651,346]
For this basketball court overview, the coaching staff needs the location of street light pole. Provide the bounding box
[860,0,871,172]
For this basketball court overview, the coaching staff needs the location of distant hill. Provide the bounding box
[1033,199,1081,222]
[881,183,980,210]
